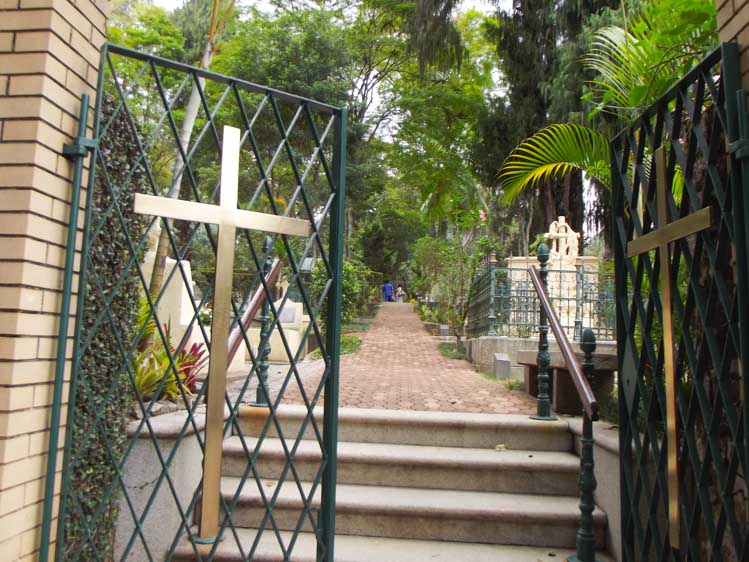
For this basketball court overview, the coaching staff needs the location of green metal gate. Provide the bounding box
[612,43,749,560]
[41,44,347,561]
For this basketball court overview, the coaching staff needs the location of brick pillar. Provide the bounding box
[717,0,749,87]
[0,0,109,559]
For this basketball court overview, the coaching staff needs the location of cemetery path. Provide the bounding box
[282,302,536,414]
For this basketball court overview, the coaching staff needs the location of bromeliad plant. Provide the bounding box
[133,297,208,401]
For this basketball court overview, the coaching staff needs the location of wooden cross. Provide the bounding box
[626,147,713,550]
[134,125,310,542]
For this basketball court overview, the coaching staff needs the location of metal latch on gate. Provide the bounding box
[63,135,98,159]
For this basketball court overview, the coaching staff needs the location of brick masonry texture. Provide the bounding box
[718,0,749,86]
[284,303,536,414]
[0,0,110,559]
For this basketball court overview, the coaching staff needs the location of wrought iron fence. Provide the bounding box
[612,42,749,560]
[467,260,615,341]
[42,43,346,562]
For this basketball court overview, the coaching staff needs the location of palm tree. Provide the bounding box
[500,123,610,204]
[498,0,717,202]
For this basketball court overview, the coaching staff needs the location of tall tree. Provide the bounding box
[142,0,237,349]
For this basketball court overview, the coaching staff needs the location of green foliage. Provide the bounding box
[584,0,717,118]
[437,342,466,360]
[503,379,524,391]
[131,308,208,400]
[310,259,375,330]
[64,94,148,560]
[216,8,352,106]
[500,123,612,202]
[171,0,237,65]
[342,320,372,333]
[310,334,362,359]
[409,229,485,340]
[108,3,185,59]
[497,0,717,217]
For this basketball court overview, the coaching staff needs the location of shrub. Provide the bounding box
[63,94,148,560]
[310,258,374,329]
[132,299,208,401]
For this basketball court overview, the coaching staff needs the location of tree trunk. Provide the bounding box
[142,3,226,350]
[543,179,555,230]
[146,45,213,303]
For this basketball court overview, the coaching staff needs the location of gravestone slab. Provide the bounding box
[493,353,512,380]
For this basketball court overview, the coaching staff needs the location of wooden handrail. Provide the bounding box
[528,265,599,420]
[227,258,282,364]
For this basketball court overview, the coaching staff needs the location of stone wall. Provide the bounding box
[0,0,110,559]
[717,0,749,87]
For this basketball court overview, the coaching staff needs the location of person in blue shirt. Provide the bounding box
[382,281,394,302]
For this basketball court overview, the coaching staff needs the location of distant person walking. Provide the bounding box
[382,281,394,302]
[395,284,405,302]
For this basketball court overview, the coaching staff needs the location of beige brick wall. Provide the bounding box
[717,0,749,87]
[0,0,109,559]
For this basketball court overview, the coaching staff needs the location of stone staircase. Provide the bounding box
[178,406,612,561]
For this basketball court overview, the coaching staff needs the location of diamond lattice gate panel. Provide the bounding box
[47,44,347,562]
[612,43,749,561]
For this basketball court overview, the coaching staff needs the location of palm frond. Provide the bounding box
[499,124,611,204]
[584,25,672,112]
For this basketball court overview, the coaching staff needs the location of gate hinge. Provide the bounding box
[62,136,98,160]
[729,139,749,160]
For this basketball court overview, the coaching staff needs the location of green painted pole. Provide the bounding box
[569,328,600,562]
[532,243,556,421]
[255,237,273,405]
[488,253,497,336]
[723,42,749,478]
[39,94,94,562]
[318,107,346,562]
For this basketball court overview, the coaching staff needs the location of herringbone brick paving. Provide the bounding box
[283,302,536,414]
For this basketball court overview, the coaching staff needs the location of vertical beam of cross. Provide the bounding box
[133,125,311,544]
[199,125,239,541]
[626,147,713,550]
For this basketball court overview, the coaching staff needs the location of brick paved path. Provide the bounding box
[283,302,535,414]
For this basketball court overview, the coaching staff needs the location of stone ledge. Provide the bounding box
[564,416,619,455]
[126,407,207,440]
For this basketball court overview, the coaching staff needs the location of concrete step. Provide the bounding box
[174,528,616,562]
[237,405,572,452]
[218,477,607,548]
[222,436,580,496]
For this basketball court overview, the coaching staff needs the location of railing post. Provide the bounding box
[569,327,600,562]
[488,252,497,336]
[532,243,556,421]
[255,236,273,405]
[575,265,583,340]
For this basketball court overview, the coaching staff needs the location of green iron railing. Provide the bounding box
[527,244,601,562]
[612,42,749,560]
[466,259,615,341]
[42,43,347,562]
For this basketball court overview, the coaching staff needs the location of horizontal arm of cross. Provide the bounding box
[134,193,310,237]
[626,206,712,258]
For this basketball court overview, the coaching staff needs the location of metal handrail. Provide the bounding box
[227,258,282,364]
[528,265,599,421]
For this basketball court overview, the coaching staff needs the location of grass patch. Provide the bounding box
[479,372,525,391]
[437,342,466,360]
[342,321,371,332]
[310,334,362,360]
[503,379,524,391]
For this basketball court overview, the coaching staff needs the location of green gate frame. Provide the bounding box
[612,42,749,560]
[41,43,347,561]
